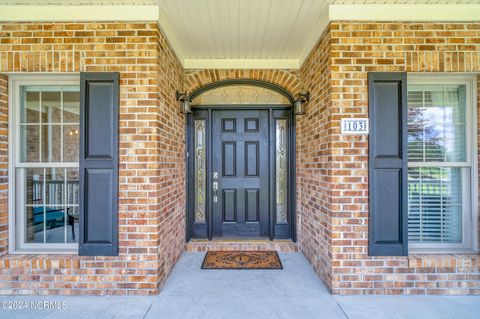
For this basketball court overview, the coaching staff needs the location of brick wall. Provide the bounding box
[298,26,334,290]
[184,69,300,95]
[0,22,185,295]
[301,21,480,295]
[154,25,185,288]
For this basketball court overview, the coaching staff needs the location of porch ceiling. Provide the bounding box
[0,0,479,68]
[2,0,479,6]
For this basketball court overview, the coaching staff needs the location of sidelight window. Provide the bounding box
[407,75,477,252]
[194,119,206,224]
[10,75,80,253]
[275,119,288,223]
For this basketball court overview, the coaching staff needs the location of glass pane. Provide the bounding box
[45,168,65,205]
[18,167,76,245]
[445,85,466,162]
[20,88,40,124]
[407,84,466,163]
[275,119,288,223]
[192,85,290,105]
[194,120,206,224]
[25,206,44,243]
[41,89,61,124]
[21,167,44,206]
[66,168,80,205]
[45,206,66,243]
[63,125,80,162]
[66,206,79,243]
[20,125,40,162]
[41,124,61,162]
[19,85,80,164]
[408,167,463,243]
[63,89,80,124]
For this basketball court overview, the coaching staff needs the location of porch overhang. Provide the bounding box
[0,1,479,69]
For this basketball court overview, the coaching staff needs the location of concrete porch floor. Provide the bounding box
[0,252,479,319]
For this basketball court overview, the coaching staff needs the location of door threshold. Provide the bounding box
[185,238,299,252]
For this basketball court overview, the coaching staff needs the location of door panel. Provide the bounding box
[222,142,236,176]
[212,110,269,237]
[245,142,259,176]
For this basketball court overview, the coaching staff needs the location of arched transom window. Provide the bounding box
[191,84,291,105]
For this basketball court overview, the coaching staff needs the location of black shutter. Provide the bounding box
[79,72,119,256]
[368,72,408,256]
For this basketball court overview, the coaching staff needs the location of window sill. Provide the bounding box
[409,247,478,255]
[407,250,479,270]
[8,248,78,255]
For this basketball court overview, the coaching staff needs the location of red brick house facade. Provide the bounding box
[0,2,479,296]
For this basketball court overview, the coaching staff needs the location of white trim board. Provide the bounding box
[329,4,480,22]
[0,5,159,22]
[183,59,300,70]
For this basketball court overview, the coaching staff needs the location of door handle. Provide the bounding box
[213,182,218,203]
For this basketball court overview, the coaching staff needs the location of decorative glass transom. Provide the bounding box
[192,85,290,105]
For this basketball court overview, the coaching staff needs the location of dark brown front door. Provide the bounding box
[211,110,269,237]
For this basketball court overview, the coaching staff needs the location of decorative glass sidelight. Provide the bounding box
[275,119,288,223]
[194,120,206,223]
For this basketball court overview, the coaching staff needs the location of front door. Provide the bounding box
[212,110,269,237]
[188,107,293,240]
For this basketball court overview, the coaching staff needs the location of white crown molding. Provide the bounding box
[329,4,480,22]
[0,5,159,21]
[183,59,300,69]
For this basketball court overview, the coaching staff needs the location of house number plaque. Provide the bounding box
[341,118,369,135]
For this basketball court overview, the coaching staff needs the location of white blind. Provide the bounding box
[407,84,467,244]
[408,167,462,243]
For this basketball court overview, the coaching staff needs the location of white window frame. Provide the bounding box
[8,74,80,254]
[408,74,478,254]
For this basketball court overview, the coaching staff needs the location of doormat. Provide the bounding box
[201,251,283,269]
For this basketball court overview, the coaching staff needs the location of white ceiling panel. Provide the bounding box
[2,0,478,5]
[157,0,329,60]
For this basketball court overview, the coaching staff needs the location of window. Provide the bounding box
[191,85,290,105]
[9,75,80,253]
[407,75,477,252]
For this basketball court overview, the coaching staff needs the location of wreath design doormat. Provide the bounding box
[201,251,283,269]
